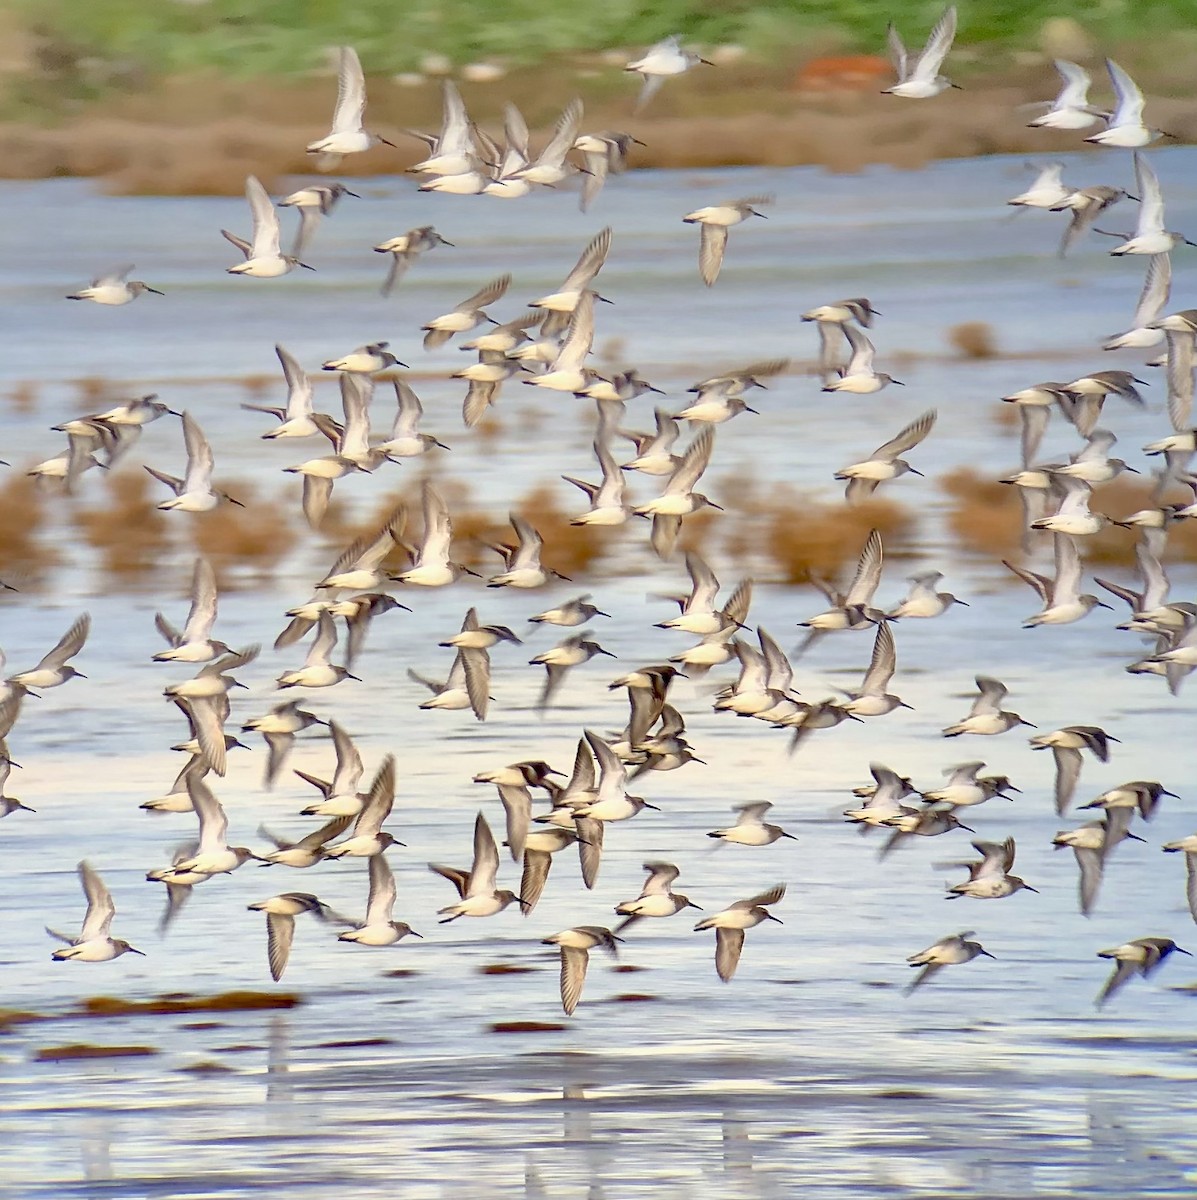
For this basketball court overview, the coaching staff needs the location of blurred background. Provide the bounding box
[3,1,1197,191]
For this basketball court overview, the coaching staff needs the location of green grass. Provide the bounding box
[14,0,1197,79]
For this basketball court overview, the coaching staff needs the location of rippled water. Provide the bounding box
[2,152,1196,1198]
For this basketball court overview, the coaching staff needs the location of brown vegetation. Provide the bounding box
[189,481,299,584]
[0,472,57,587]
[80,991,301,1016]
[75,471,170,580]
[36,1043,158,1060]
[949,321,997,360]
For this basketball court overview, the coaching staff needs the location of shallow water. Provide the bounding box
[1,151,1196,1199]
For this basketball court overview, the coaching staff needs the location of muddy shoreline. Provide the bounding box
[5,61,1197,195]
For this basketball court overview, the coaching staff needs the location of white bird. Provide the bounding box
[277,612,358,690]
[1086,59,1168,148]
[48,862,144,963]
[796,527,885,655]
[482,103,532,198]
[409,80,475,176]
[841,622,908,717]
[822,325,903,394]
[486,514,562,589]
[1106,153,1194,256]
[409,647,490,722]
[516,827,578,915]
[573,131,641,211]
[324,757,399,859]
[306,46,394,167]
[153,558,224,663]
[1006,161,1073,210]
[621,408,682,477]
[920,761,1019,811]
[512,98,583,188]
[947,837,1038,899]
[1096,938,1191,1006]
[682,197,771,287]
[224,176,313,277]
[297,719,366,817]
[883,6,958,99]
[904,931,993,993]
[523,291,596,393]
[248,892,347,980]
[625,35,711,114]
[1162,834,1197,923]
[614,862,701,934]
[565,439,631,526]
[9,613,90,689]
[422,275,511,351]
[531,634,616,711]
[149,412,241,513]
[1030,476,1110,537]
[1053,813,1141,917]
[374,226,452,296]
[242,345,320,439]
[634,427,721,559]
[1004,532,1111,627]
[529,227,613,333]
[836,409,935,501]
[942,676,1034,737]
[339,853,421,947]
[694,884,785,982]
[66,264,163,305]
[706,801,796,846]
[1029,60,1102,130]
[277,181,358,256]
[1104,254,1171,350]
[888,571,967,619]
[394,481,473,588]
[1031,725,1118,814]
[242,700,326,789]
[164,773,257,878]
[542,926,621,1015]
[530,594,610,628]
[430,812,518,921]
[322,341,403,375]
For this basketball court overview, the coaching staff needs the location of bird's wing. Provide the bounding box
[714,927,745,982]
[539,97,584,168]
[498,783,531,862]
[330,720,365,795]
[459,273,511,313]
[302,475,334,530]
[560,944,589,1015]
[1166,329,1195,433]
[667,426,715,495]
[560,226,613,293]
[468,811,500,894]
[355,755,396,837]
[262,732,293,789]
[36,612,90,671]
[642,861,680,894]
[575,816,605,889]
[181,412,215,494]
[872,409,937,460]
[391,378,424,437]
[182,557,218,643]
[1186,854,1197,923]
[1096,957,1139,1007]
[339,373,375,459]
[633,74,665,116]
[1053,747,1083,816]
[913,4,957,80]
[331,46,367,135]
[420,482,453,564]
[1048,531,1083,607]
[859,621,897,694]
[79,861,115,941]
[844,528,884,607]
[276,344,314,417]
[365,852,397,925]
[1134,152,1165,236]
[461,647,491,722]
[886,23,909,81]
[519,849,551,914]
[1019,405,1050,469]
[698,224,729,288]
[266,912,295,982]
[189,772,229,853]
[438,79,472,157]
[552,291,596,373]
[1075,846,1103,917]
[685,550,721,611]
[187,697,229,777]
[1106,58,1145,127]
[1131,253,1171,328]
[842,323,876,375]
[305,611,338,669]
[429,862,471,900]
[742,883,786,909]
[1053,59,1091,107]
[245,175,281,260]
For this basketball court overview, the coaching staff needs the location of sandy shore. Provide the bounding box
[5,58,1197,194]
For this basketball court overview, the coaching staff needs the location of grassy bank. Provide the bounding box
[9,0,1196,83]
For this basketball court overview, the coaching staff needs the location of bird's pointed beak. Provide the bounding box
[642,801,661,810]
[344,672,363,682]
[74,672,88,680]
[1095,601,1113,610]
[1176,947,1194,956]
[744,405,759,415]
[891,379,906,386]
[597,647,618,657]
[1022,885,1040,893]
[147,287,166,296]
[980,949,997,959]
[707,501,724,511]
[407,928,424,938]
[298,262,317,272]
[908,467,924,477]
[128,946,147,956]
[378,136,397,148]
[764,913,783,923]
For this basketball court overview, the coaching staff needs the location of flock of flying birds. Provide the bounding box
[9,12,1197,1017]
